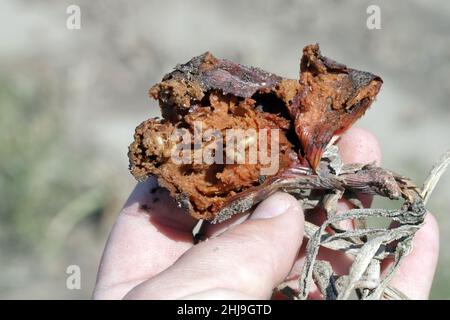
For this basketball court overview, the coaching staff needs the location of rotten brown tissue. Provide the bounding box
[129,44,382,220]
[128,44,450,300]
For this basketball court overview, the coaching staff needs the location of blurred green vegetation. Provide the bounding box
[0,75,106,253]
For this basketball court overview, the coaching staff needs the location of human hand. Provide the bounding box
[93,128,439,300]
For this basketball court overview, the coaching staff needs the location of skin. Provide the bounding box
[93,128,439,300]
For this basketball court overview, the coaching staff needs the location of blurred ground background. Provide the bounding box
[0,0,449,299]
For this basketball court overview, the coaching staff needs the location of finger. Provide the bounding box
[338,126,382,210]
[336,127,382,225]
[338,127,382,167]
[381,213,439,299]
[203,211,251,238]
[181,288,256,300]
[124,192,304,299]
[94,176,197,299]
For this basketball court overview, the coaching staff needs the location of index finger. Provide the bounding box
[93,176,197,299]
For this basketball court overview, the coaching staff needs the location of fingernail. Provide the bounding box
[250,193,297,220]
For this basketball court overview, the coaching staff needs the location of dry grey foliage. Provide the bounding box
[213,145,450,300]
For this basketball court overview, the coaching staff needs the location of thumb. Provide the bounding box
[124,192,304,299]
